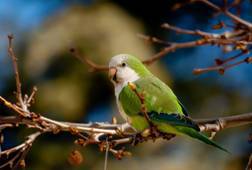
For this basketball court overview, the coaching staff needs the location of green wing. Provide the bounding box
[119,76,187,131]
[135,76,185,115]
[148,112,199,130]
[119,76,186,116]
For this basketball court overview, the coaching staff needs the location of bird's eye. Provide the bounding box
[121,62,126,67]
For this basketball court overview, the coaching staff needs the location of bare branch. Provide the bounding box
[215,50,248,66]
[142,40,207,65]
[196,112,252,132]
[1,92,252,165]
[161,23,218,38]
[7,35,34,115]
[0,96,28,117]
[1,95,252,140]
[69,48,109,72]
[246,154,252,170]
[196,0,252,28]
[7,35,23,105]
[193,56,252,75]
[143,21,250,66]
[138,1,252,74]
[26,86,37,106]
[137,33,172,46]
[0,131,42,169]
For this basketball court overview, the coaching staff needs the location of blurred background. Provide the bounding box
[0,0,251,170]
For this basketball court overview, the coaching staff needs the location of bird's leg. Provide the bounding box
[149,125,157,137]
[131,133,145,145]
[160,132,176,141]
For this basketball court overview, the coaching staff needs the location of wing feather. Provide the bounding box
[148,111,199,131]
[134,76,185,115]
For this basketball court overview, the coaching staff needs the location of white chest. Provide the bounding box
[115,83,132,122]
[116,98,129,121]
[112,66,140,122]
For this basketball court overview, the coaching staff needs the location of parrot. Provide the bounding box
[108,54,228,153]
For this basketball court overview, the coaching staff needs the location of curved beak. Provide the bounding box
[108,67,117,81]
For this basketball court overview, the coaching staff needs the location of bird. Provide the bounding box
[108,54,228,153]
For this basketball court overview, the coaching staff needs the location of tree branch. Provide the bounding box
[195,112,252,132]
[196,0,252,29]
[139,1,252,74]
[0,131,42,169]
[69,48,109,72]
[247,153,252,170]
[193,56,252,75]
[7,35,24,110]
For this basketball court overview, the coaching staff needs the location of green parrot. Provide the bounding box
[108,54,228,152]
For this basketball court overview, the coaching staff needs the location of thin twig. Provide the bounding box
[7,35,23,104]
[196,0,252,29]
[142,40,207,65]
[26,86,37,105]
[69,48,109,72]
[215,50,248,66]
[161,23,218,38]
[246,154,252,170]
[0,131,42,169]
[193,56,252,75]
[137,33,172,46]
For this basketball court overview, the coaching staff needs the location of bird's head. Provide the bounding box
[108,54,151,86]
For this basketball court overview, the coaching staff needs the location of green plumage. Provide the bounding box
[116,55,229,153]
[119,76,189,132]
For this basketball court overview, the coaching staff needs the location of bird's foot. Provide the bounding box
[161,133,176,141]
[150,126,160,139]
[131,133,148,146]
[149,126,175,141]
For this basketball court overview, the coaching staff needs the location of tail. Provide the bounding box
[147,112,229,153]
[176,126,230,153]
